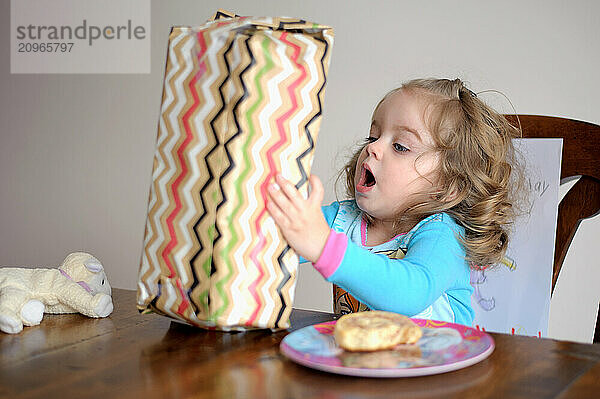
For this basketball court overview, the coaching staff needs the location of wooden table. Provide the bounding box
[1,289,599,398]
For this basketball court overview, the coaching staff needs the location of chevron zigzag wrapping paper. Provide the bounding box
[137,11,334,330]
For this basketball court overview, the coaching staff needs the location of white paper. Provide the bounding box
[471,138,562,337]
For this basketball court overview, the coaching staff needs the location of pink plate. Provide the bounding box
[280,319,494,377]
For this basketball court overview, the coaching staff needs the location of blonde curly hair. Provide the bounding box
[341,78,525,268]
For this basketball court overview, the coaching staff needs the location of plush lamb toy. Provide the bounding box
[0,252,113,334]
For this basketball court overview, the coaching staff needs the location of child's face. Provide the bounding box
[354,89,439,224]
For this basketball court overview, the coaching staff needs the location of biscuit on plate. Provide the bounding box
[334,310,422,352]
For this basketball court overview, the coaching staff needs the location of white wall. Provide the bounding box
[1,0,598,342]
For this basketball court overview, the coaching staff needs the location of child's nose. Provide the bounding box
[366,139,382,159]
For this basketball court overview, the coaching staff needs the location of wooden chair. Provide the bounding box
[506,115,600,342]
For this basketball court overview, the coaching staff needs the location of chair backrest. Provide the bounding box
[506,114,600,342]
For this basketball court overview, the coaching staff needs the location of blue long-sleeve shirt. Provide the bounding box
[304,200,474,326]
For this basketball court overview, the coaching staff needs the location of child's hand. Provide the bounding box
[267,174,330,263]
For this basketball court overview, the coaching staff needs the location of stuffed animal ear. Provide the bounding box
[84,259,103,273]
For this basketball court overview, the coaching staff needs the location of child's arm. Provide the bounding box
[316,220,469,316]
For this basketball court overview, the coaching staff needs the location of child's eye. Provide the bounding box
[364,137,377,144]
[393,143,409,152]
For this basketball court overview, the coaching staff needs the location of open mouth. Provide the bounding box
[357,164,376,192]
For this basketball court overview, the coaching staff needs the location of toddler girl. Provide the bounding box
[267,78,521,326]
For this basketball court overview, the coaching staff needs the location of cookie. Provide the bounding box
[334,310,422,352]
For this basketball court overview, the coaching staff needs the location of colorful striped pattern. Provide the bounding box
[137,13,333,330]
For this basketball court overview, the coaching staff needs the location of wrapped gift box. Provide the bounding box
[137,11,333,330]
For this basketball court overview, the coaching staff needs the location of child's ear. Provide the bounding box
[444,187,460,203]
[435,181,461,204]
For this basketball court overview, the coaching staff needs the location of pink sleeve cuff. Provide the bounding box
[313,229,347,279]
